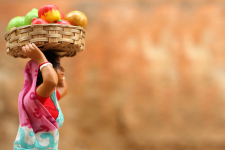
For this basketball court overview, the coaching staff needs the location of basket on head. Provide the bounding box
[4,24,86,58]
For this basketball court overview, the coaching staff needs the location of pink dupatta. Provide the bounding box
[14,60,60,150]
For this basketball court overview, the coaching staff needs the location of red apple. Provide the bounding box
[31,18,49,25]
[60,12,65,19]
[38,4,61,23]
[56,20,71,25]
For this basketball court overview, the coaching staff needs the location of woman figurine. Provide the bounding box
[14,43,67,150]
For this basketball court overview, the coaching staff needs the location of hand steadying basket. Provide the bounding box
[4,24,86,58]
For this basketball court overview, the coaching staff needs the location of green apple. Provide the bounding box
[31,8,38,12]
[7,16,25,32]
[24,8,39,25]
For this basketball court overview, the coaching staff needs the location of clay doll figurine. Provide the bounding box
[14,43,67,150]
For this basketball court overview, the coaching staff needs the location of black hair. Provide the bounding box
[36,51,60,87]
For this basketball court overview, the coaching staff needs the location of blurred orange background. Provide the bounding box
[1,0,225,149]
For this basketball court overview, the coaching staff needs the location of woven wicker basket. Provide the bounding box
[4,24,86,58]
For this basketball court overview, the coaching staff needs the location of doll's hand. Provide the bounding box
[22,43,48,64]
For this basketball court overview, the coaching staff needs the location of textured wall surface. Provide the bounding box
[1,0,225,150]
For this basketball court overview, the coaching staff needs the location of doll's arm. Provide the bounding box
[22,43,58,97]
[56,79,68,99]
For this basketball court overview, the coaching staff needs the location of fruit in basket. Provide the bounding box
[7,16,25,32]
[38,4,61,23]
[60,12,65,19]
[56,20,71,25]
[31,8,38,12]
[65,11,87,28]
[31,18,48,25]
[24,8,39,25]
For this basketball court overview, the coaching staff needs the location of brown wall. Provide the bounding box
[1,0,225,150]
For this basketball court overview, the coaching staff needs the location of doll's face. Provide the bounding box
[55,59,65,83]
[56,65,65,83]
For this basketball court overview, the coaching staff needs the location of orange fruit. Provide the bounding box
[65,11,87,28]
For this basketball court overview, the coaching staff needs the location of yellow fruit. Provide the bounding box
[65,11,87,28]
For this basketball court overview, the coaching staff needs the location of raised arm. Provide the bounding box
[22,43,58,97]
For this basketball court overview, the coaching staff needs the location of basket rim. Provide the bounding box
[5,24,86,39]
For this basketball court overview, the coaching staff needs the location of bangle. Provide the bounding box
[40,63,53,71]
[39,61,50,67]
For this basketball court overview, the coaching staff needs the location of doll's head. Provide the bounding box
[36,51,65,87]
